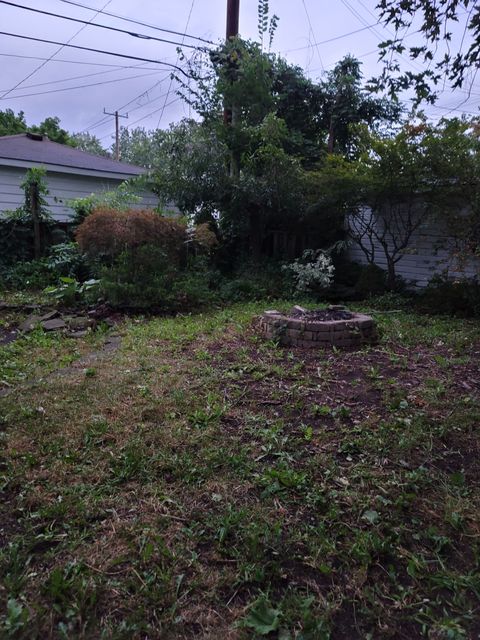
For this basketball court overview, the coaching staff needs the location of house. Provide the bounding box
[0,132,158,221]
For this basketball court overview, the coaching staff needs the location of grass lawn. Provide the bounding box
[1,301,480,639]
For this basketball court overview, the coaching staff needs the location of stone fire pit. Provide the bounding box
[259,305,377,349]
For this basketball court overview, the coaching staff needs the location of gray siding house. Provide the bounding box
[0,132,157,221]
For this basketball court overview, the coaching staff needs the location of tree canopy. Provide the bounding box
[372,0,480,103]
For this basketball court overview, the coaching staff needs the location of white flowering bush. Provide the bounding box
[284,249,335,294]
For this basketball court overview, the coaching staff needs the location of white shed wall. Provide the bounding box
[347,210,480,287]
[0,166,158,222]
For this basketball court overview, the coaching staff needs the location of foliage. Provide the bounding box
[257,0,279,51]
[70,132,109,157]
[189,223,218,253]
[417,275,480,317]
[29,116,73,145]
[283,249,335,295]
[19,167,51,222]
[45,242,91,280]
[69,181,143,226]
[355,263,389,296]
[0,258,56,291]
[44,277,100,307]
[371,0,480,103]
[76,207,186,260]
[0,168,53,268]
[243,596,281,635]
[0,109,27,136]
[318,55,401,157]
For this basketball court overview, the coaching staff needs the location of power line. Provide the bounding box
[157,0,196,129]
[300,0,324,72]
[0,1,209,52]
[0,0,112,100]
[0,51,164,69]
[0,32,191,77]
[0,70,162,100]
[0,62,152,92]
[281,23,377,54]
[57,0,215,45]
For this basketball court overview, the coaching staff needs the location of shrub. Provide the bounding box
[283,249,335,296]
[0,259,56,290]
[417,276,480,317]
[76,207,186,262]
[355,263,388,296]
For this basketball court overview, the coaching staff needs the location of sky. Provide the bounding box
[0,0,478,150]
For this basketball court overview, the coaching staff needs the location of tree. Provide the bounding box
[71,132,109,157]
[318,55,401,157]
[372,0,480,103]
[0,109,27,136]
[29,116,73,145]
[0,110,75,145]
[116,127,168,168]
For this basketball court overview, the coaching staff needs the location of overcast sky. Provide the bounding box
[1,0,478,149]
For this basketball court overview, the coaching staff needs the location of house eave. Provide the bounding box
[0,157,144,181]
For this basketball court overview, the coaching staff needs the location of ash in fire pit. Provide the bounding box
[290,307,354,321]
[260,305,377,349]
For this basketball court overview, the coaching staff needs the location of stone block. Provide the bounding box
[42,318,67,331]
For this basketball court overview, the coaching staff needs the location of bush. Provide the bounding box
[218,261,293,302]
[76,207,186,261]
[355,264,388,296]
[283,249,334,296]
[0,259,56,291]
[417,276,480,317]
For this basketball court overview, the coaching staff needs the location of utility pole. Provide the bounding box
[226,0,240,40]
[225,0,240,177]
[103,108,128,161]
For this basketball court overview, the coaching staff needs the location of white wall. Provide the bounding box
[347,209,480,287]
[0,166,158,222]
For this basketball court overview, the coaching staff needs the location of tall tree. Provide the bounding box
[0,109,27,136]
[71,132,109,157]
[371,0,480,103]
[318,55,401,157]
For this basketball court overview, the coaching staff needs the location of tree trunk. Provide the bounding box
[30,183,42,260]
[386,259,396,291]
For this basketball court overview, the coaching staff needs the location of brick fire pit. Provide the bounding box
[260,306,377,349]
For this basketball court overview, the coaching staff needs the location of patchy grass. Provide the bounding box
[1,302,480,639]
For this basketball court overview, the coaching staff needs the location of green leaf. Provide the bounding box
[362,509,380,525]
[244,597,281,635]
[59,276,75,284]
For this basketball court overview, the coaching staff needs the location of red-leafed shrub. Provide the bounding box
[75,207,186,260]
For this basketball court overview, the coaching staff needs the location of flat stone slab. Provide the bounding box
[41,318,67,331]
[19,315,41,333]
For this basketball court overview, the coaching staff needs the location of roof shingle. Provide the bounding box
[0,133,144,176]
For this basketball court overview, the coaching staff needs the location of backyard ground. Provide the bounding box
[1,300,480,639]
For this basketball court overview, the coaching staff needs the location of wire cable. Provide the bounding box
[0,0,112,100]
[0,51,161,69]
[300,0,324,72]
[0,32,191,77]
[58,0,215,45]
[0,70,162,100]
[157,0,196,129]
[0,1,210,52]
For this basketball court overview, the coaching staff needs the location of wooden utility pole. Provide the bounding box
[226,0,240,40]
[103,108,128,160]
[225,0,240,177]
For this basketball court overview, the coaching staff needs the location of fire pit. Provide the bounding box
[260,305,377,349]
